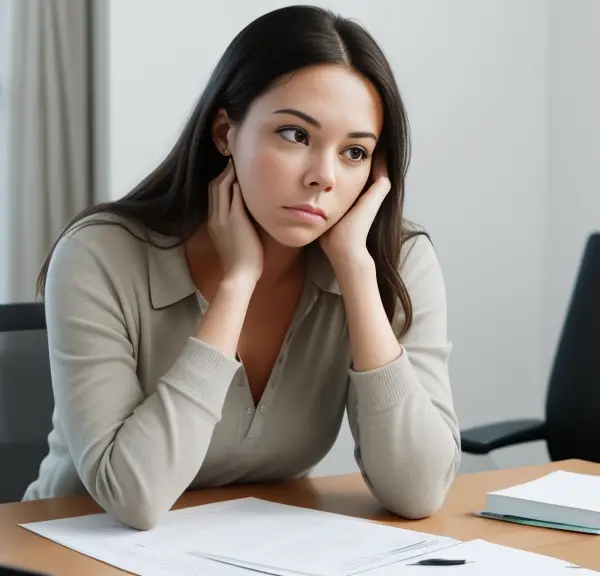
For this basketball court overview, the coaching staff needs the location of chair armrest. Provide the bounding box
[460,419,547,455]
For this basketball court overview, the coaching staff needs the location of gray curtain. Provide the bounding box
[10,0,93,301]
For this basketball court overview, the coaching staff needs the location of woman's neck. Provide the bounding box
[257,229,305,285]
[185,224,306,296]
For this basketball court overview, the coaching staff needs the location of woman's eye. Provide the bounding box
[278,128,308,145]
[344,147,369,162]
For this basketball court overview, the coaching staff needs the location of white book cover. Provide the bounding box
[484,471,600,530]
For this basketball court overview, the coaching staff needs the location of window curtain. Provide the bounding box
[10,0,94,301]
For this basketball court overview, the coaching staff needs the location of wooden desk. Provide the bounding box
[1,459,599,574]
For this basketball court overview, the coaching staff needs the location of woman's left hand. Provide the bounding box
[319,156,391,270]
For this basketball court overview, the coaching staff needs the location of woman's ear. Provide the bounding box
[212,109,234,156]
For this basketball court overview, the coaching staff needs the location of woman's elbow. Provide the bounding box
[102,497,165,531]
[83,462,170,530]
[373,478,449,520]
[90,477,167,530]
[369,454,459,519]
[388,488,448,520]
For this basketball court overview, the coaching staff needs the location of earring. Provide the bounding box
[222,146,230,156]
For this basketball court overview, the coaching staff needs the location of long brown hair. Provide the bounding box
[38,5,425,336]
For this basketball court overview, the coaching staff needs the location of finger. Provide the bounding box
[209,160,231,220]
[217,158,235,189]
[213,156,234,187]
[371,150,388,181]
[359,175,391,222]
[217,161,236,221]
[208,179,216,220]
[231,182,244,216]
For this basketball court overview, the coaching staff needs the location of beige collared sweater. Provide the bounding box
[23,215,461,529]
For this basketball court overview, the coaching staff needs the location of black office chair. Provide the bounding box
[461,233,600,463]
[0,302,54,503]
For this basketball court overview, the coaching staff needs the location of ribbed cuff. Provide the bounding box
[161,337,241,416]
[348,349,418,412]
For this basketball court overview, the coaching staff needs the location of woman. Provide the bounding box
[24,5,460,530]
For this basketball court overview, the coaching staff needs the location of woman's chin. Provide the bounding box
[263,225,322,248]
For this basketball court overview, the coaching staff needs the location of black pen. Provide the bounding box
[408,558,468,566]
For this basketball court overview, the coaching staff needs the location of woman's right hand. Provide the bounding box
[208,159,264,285]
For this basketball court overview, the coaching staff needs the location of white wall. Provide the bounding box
[0,0,14,303]
[543,0,600,382]
[103,0,552,475]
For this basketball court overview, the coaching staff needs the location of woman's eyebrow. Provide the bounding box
[274,108,321,127]
[347,131,377,141]
[273,108,377,141]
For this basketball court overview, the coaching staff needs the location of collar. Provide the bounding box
[148,237,341,309]
[305,244,341,295]
[147,234,197,309]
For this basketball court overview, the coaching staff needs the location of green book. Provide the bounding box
[480,471,600,534]
[477,511,600,534]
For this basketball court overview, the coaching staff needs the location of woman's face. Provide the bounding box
[226,64,384,247]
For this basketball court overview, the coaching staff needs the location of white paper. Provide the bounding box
[367,539,599,575]
[21,497,458,576]
[489,471,600,512]
[187,498,458,576]
[21,505,257,575]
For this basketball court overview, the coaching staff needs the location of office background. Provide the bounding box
[0,0,598,477]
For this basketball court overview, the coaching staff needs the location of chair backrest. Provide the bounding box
[545,233,600,462]
[0,302,54,503]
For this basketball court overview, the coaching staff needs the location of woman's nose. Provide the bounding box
[303,155,335,192]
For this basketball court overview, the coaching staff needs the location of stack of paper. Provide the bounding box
[21,497,457,576]
[186,498,458,576]
[480,471,600,534]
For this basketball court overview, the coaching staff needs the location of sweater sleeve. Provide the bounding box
[346,234,461,519]
[45,231,241,530]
